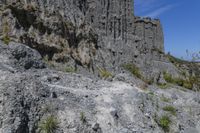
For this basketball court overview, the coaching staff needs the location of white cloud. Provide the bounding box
[135,0,177,18]
[144,5,174,18]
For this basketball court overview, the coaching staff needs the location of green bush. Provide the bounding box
[3,35,10,45]
[183,81,193,90]
[157,83,171,89]
[163,72,194,90]
[80,112,86,124]
[122,64,142,79]
[174,78,184,86]
[2,21,10,45]
[161,95,171,103]
[158,115,171,132]
[39,115,59,133]
[65,66,76,73]
[163,106,176,115]
[163,72,173,83]
[98,68,112,79]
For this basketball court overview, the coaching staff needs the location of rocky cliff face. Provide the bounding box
[0,0,176,80]
[0,42,200,133]
[0,0,200,133]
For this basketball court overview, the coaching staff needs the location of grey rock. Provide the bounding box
[0,0,181,80]
[0,42,200,133]
[0,0,199,133]
[9,42,46,69]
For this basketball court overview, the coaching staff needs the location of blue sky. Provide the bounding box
[135,0,200,59]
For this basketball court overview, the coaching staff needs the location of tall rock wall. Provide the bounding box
[134,17,164,52]
[0,0,176,80]
[85,0,134,41]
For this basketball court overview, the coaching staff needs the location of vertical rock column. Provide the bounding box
[134,17,164,52]
[86,0,134,41]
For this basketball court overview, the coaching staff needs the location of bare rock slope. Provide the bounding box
[0,0,200,133]
[0,42,200,133]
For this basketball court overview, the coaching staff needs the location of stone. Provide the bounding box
[0,41,200,133]
[0,0,200,133]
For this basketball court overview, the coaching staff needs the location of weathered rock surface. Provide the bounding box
[0,42,200,133]
[0,0,200,133]
[0,0,180,81]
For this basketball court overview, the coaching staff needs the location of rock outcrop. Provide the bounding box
[0,42,200,133]
[0,0,200,133]
[0,0,178,80]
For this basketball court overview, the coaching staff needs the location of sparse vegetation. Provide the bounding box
[166,54,200,90]
[80,112,86,124]
[98,68,113,79]
[122,64,142,79]
[2,21,10,45]
[163,72,173,83]
[163,106,176,115]
[161,95,171,103]
[152,47,164,54]
[167,54,188,65]
[25,3,37,11]
[122,64,153,85]
[3,35,10,45]
[39,115,59,133]
[65,66,76,73]
[158,115,171,132]
[163,72,194,90]
[157,83,171,89]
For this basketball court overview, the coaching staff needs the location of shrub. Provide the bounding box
[98,68,112,79]
[163,72,194,90]
[161,95,171,103]
[174,78,184,86]
[163,106,176,115]
[122,64,142,79]
[65,66,76,73]
[2,21,10,45]
[158,115,171,132]
[3,35,10,45]
[183,81,193,90]
[39,115,59,133]
[80,112,86,124]
[25,4,37,11]
[157,83,171,89]
[43,55,49,62]
[163,72,173,83]
[144,78,154,85]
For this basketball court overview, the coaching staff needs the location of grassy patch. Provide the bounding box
[80,112,86,124]
[163,106,176,116]
[2,34,10,45]
[163,72,173,83]
[161,95,171,103]
[39,115,59,133]
[166,54,200,90]
[65,66,76,73]
[157,83,171,89]
[98,68,112,79]
[122,64,154,85]
[163,72,193,90]
[167,54,187,64]
[2,21,10,45]
[158,115,171,132]
[122,64,142,79]
[152,47,164,54]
